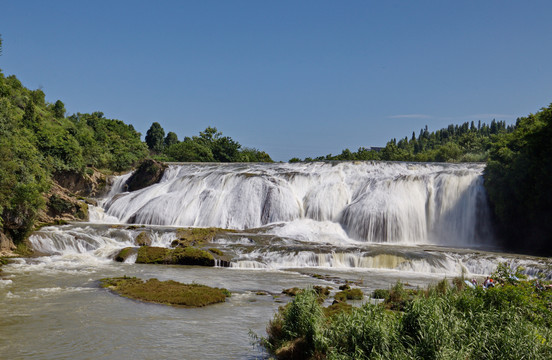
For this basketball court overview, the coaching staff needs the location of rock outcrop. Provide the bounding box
[0,232,16,256]
[125,159,166,192]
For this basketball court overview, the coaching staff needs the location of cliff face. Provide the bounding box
[0,232,16,256]
[39,168,108,225]
[53,169,108,198]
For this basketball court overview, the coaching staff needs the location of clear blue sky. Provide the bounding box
[1,1,551,161]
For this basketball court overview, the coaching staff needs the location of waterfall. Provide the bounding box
[21,161,552,280]
[102,162,493,247]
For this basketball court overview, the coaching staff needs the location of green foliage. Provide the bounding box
[163,131,179,148]
[293,120,513,163]
[238,147,273,162]
[269,289,328,358]
[145,122,165,153]
[484,104,552,254]
[52,100,65,118]
[68,112,148,171]
[164,126,272,163]
[165,137,215,162]
[262,279,552,360]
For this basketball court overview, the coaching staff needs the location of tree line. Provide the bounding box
[290,119,514,163]
[144,122,272,163]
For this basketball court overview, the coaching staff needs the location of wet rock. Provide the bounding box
[135,246,215,267]
[134,231,152,246]
[114,247,138,262]
[125,159,166,192]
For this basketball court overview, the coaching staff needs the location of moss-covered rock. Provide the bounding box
[208,248,224,256]
[134,231,152,246]
[135,246,215,266]
[334,288,363,302]
[100,276,230,307]
[114,247,138,262]
[282,287,301,297]
[171,247,215,266]
[172,227,236,248]
[324,301,353,318]
[136,246,169,264]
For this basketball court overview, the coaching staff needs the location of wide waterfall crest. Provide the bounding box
[102,162,493,246]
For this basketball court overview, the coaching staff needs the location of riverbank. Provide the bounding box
[261,273,552,359]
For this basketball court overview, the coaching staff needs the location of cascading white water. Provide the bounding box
[103,162,493,247]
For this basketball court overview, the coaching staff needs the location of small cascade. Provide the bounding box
[29,225,176,260]
[26,223,552,279]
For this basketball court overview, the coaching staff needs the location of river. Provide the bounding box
[1,162,551,359]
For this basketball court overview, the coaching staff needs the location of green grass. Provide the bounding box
[261,278,552,360]
[100,276,230,307]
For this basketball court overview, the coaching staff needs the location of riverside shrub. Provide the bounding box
[261,281,552,359]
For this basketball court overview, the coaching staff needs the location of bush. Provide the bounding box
[261,279,552,359]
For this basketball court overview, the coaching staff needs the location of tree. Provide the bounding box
[484,104,552,255]
[145,122,165,153]
[164,131,179,148]
[165,138,214,162]
[53,100,65,118]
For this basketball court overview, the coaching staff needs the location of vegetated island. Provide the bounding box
[260,264,552,360]
[100,276,231,307]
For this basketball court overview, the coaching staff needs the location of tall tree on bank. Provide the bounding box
[145,122,165,153]
[484,104,552,255]
[164,131,179,148]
